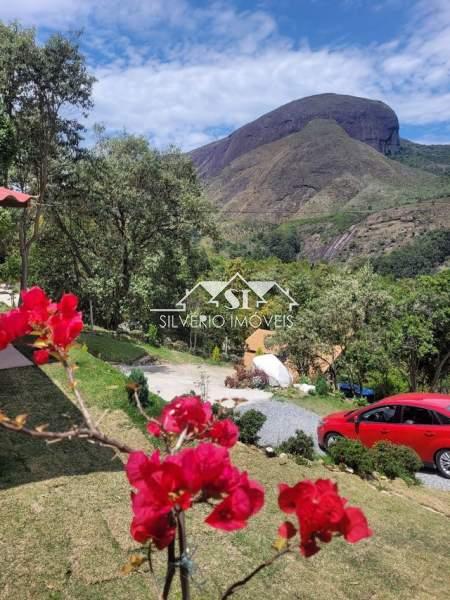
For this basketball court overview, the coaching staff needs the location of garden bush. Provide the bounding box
[277,429,315,461]
[212,406,267,446]
[126,368,150,407]
[371,441,423,481]
[146,323,159,346]
[211,345,221,362]
[329,438,375,477]
[225,364,269,389]
[233,409,267,445]
[329,438,423,482]
[315,375,330,395]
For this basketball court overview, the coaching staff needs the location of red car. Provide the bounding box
[317,393,450,478]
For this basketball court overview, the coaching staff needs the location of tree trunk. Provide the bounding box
[19,208,29,292]
[431,351,450,391]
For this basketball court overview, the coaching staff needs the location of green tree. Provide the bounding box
[277,265,392,388]
[0,106,15,185]
[32,134,213,329]
[387,271,450,391]
[0,23,94,289]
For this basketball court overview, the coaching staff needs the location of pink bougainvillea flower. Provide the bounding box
[126,450,162,491]
[0,309,29,350]
[208,418,239,448]
[130,510,176,549]
[127,450,192,512]
[205,472,264,531]
[20,286,50,323]
[147,395,213,438]
[146,420,162,437]
[48,311,83,350]
[278,479,372,557]
[57,293,79,317]
[173,442,238,498]
[33,348,50,365]
[0,287,84,356]
[278,521,297,539]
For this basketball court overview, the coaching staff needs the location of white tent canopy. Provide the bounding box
[253,354,292,388]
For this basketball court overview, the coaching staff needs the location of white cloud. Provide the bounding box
[0,0,90,27]
[2,0,450,149]
[90,47,373,149]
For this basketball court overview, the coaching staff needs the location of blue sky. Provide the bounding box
[1,0,450,149]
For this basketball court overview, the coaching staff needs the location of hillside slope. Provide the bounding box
[205,119,439,221]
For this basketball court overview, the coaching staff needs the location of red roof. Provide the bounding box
[0,187,33,208]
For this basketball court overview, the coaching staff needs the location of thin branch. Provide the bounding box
[0,419,135,454]
[220,548,292,599]
[63,360,97,432]
[132,389,152,422]
[177,511,191,600]
[172,427,189,454]
[161,536,177,600]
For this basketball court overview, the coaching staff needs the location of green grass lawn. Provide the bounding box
[78,330,148,363]
[1,348,450,598]
[43,346,164,427]
[275,387,359,416]
[80,329,229,366]
[0,301,9,313]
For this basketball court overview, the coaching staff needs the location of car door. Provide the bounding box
[390,405,441,463]
[356,405,401,448]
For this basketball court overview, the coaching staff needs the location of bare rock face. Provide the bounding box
[191,93,400,178]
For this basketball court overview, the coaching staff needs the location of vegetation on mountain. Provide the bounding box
[393,139,450,175]
[373,229,450,277]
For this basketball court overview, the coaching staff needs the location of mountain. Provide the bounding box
[191,93,400,178]
[190,93,450,264]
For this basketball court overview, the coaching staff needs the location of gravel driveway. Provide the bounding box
[238,399,322,451]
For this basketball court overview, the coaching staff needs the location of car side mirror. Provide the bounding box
[354,415,361,424]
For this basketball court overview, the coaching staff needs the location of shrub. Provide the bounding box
[329,438,423,483]
[329,438,374,477]
[371,441,422,481]
[355,396,369,407]
[225,365,269,389]
[146,323,159,346]
[277,430,315,461]
[211,346,221,362]
[146,392,166,419]
[234,409,267,445]
[251,369,269,389]
[127,368,150,407]
[315,375,330,395]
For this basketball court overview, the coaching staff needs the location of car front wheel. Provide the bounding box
[324,432,343,450]
[435,449,450,479]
